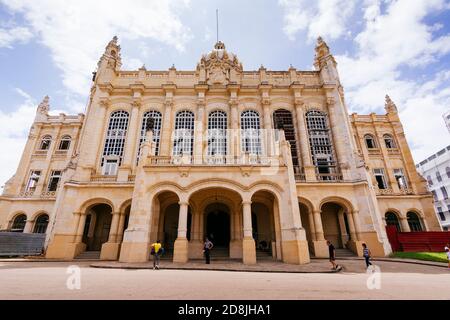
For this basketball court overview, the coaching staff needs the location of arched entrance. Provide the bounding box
[251,190,278,261]
[154,191,191,255]
[320,202,350,249]
[385,212,401,231]
[298,202,314,252]
[82,204,112,251]
[205,203,230,247]
[407,212,424,231]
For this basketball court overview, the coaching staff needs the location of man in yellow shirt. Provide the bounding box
[151,240,163,270]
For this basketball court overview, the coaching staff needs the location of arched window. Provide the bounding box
[306,110,337,179]
[364,134,377,149]
[137,110,162,163]
[102,110,129,172]
[58,135,71,150]
[385,212,401,232]
[39,135,52,150]
[407,212,423,232]
[173,110,194,157]
[207,110,227,157]
[11,214,27,232]
[383,134,396,149]
[446,167,450,178]
[33,214,49,233]
[273,109,299,166]
[241,110,261,155]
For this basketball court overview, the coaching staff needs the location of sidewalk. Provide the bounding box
[90,259,342,273]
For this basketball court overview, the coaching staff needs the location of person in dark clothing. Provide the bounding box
[203,237,214,264]
[362,243,372,268]
[327,240,341,270]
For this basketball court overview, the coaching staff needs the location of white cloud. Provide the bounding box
[1,0,192,96]
[0,89,36,188]
[334,0,450,161]
[278,0,357,41]
[0,26,32,48]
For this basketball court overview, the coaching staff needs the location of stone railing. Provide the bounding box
[128,175,136,182]
[90,175,117,182]
[316,173,343,182]
[146,155,279,166]
[33,150,48,156]
[17,190,56,199]
[367,148,381,156]
[375,187,414,196]
[387,148,400,156]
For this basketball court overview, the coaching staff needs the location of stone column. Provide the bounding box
[159,101,173,157]
[242,201,256,265]
[229,99,240,162]
[108,212,120,243]
[295,102,316,181]
[311,209,328,258]
[327,97,350,180]
[351,210,362,241]
[400,217,411,232]
[100,212,122,260]
[307,211,317,241]
[194,101,205,164]
[313,210,325,241]
[173,202,189,263]
[74,213,86,244]
[116,214,127,243]
[118,101,140,181]
[262,102,272,157]
[346,211,357,241]
[23,219,34,233]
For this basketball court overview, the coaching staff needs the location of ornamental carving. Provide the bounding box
[198,41,243,86]
[37,96,50,114]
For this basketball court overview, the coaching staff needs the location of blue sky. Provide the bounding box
[0,0,449,187]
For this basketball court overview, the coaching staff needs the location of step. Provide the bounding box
[335,249,356,257]
[75,251,101,260]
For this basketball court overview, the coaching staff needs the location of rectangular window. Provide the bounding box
[26,171,41,191]
[441,186,449,200]
[374,168,387,189]
[437,207,445,221]
[103,159,118,176]
[47,170,62,192]
[394,168,408,189]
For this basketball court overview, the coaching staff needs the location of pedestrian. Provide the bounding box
[327,240,341,271]
[362,243,372,268]
[203,237,214,264]
[150,240,163,270]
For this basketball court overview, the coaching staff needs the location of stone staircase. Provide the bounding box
[75,251,101,260]
[335,248,357,258]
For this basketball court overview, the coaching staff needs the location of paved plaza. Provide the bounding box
[0,258,449,300]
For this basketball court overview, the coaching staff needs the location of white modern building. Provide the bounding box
[444,111,450,133]
[416,145,450,230]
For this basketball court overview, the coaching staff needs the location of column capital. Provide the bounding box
[73,211,82,216]
[241,200,252,206]
[164,99,174,109]
[112,211,121,216]
[229,98,239,107]
[294,98,305,107]
[99,98,111,108]
[313,210,321,215]
[261,98,271,106]
[131,98,142,109]
[178,201,189,207]
[351,209,359,215]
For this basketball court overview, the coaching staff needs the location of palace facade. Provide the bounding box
[0,37,440,264]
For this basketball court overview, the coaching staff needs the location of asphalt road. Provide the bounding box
[0,260,449,300]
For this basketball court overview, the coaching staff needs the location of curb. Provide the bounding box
[89,263,342,274]
[313,256,448,269]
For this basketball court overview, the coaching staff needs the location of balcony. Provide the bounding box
[316,173,343,181]
[387,148,400,156]
[146,154,280,166]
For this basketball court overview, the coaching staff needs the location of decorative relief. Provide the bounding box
[37,96,50,114]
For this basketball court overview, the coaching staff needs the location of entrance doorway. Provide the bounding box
[82,204,112,251]
[205,203,230,247]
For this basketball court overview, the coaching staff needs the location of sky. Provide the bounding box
[0,0,449,188]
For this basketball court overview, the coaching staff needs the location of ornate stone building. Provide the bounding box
[0,37,440,264]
